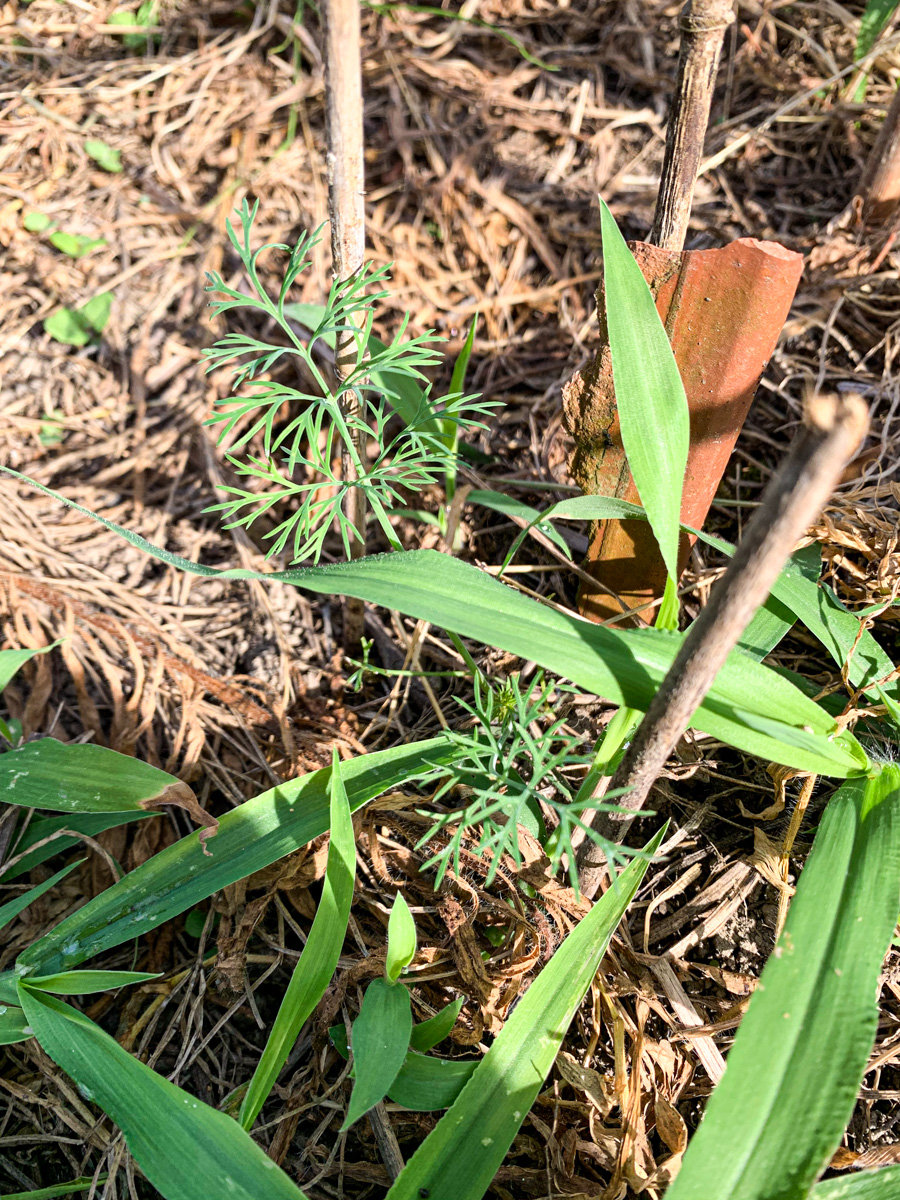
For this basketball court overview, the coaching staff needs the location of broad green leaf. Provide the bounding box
[16,987,309,1200]
[0,1176,101,1199]
[23,210,53,233]
[26,970,159,995]
[1,811,155,881]
[342,977,413,1128]
[599,197,689,579]
[409,996,465,1052]
[84,139,122,173]
[7,737,459,982]
[386,891,417,982]
[812,1167,900,1198]
[0,739,193,813]
[668,767,900,1200]
[0,471,870,777]
[0,1002,31,1045]
[0,642,60,692]
[240,749,355,1129]
[331,1025,478,1110]
[385,825,665,1200]
[0,861,82,934]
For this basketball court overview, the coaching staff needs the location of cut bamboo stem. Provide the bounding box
[577,393,869,900]
[650,0,735,252]
[323,0,367,647]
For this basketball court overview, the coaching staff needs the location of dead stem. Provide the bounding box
[324,0,368,647]
[650,0,735,252]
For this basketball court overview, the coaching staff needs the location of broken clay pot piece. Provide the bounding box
[562,236,804,624]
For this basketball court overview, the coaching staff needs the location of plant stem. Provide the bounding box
[577,393,869,900]
[323,0,368,646]
[649,0,734,252]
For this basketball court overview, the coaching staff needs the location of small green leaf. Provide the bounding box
[812,1165,900,1198]
[0,642,60,692]
[342,977,413,1128]
[84,139,122,173]
[49,231,106,259]
[23,211,52,233]
[26,970,159,995]
[240,749,356,1129]
[0,1176,106,1200]
[386,890,417,982]
[44,308,92,347]
[331,1026,478,1111]
[79,291,113,333]
[409,996,465,1052]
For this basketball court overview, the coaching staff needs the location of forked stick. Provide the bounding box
[577,394,869,900]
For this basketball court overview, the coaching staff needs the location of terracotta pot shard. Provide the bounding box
[562,236,803,623]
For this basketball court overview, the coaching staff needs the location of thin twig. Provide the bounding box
[323,0,368,647]
[367,1102,405,1181]
[650,0,735,251]
[577,393,869,899]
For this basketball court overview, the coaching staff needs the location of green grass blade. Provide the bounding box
[0,470,869,776]
[341,977,413,1129]
[386,891,417,982]
[598,198,689,579]
[668,767,900,1200]
[409,996,465,1052]
[240,750,356,1129]
[508,492,897,699]
[9,737,459,982]
[0,739,192,813]
[16,987,310,1200]
[1,812,155,882]
[0,861,81,933]
[468,489,572,557]
[385,825,666,1200]
[856,0,899,60]
[0,642,61,691]
[26,970,159,995]
[0,1177,106,1200]
[812,1167,900,1198]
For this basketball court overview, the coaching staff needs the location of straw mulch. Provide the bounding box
[2,0,900,1196]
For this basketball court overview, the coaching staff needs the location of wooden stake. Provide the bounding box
[856,85,900,225]
[650,0,735,252]
[323,0,368,647]
[577,393,869,900]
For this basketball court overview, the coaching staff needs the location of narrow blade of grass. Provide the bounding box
[240,750,356,1129]
[384,825,666,1200]
[599,198,689,580]
[668,767,900,1200]
[812,1166,900,1198]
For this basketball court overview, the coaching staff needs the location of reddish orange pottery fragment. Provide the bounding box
[562,237,803,623]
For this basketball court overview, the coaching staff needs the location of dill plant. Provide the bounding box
[202,200,497,563]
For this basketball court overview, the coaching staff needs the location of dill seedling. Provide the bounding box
[202,200,498,564]
[417,670,638,892]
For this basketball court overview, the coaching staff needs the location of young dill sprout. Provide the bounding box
[415,670,640,893]
[202,200,499,564]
